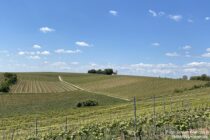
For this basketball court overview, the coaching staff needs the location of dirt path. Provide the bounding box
[59,76,84,90]
[58,76,130,101]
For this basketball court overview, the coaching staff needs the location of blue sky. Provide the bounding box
[1,0,210,77]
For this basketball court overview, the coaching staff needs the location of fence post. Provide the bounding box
[35,118,38,138]
[163,96,166,113]
[163,96,166,136]
[65,116,68,132]
[10,129,15,140]
[2,129,5,140]
[121,132,125,140]
[170,96,172,112]
[133,97,137,140]
[153,96,156,138]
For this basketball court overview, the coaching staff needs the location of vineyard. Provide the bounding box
[0,93,209,139]
[9,73,78,93]
[60,73,206,100]
[10,79,78,93]
[0,73,209,139]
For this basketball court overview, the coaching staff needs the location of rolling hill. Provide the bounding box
[60,73,206,100]
[5,72,206,100]
[0,72,209,139]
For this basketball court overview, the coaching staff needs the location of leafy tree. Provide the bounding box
[88,69,97,74]
[190,74,210,81]
[87,69,115,75]
[4,73,17,84]
[104,69,114,75]
[182,75,188,80]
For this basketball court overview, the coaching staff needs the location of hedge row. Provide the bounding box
[0,73,17,92]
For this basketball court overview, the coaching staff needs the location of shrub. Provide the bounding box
[4,73,17,84]
[76,102,82,107]
[174,89,184,93]
[76,100,98,107]
[0,73,17,93]
[0,81,10,92]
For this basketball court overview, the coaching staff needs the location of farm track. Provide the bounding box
[58,76,130,101]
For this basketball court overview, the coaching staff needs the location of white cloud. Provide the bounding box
[51,61,67,67]
[148,9,157,17]
[40,51,50,55]
[90,63,97,67]
[29,55,40,60]
[168,15,183,22]
[148,10,165,17]
[188,19,193,23]
[152,42,160,46]
[18,51,36,55]
[165,52,179,57]
[18,51,26,55]
[201,53,210,58]
[201,48,210,57]
[43,61,49,64]
[206,48,210,52]
[205,17,210,21]
[18,51,50,56]
[183,45,192,50]
[71,62,79,65]
[54,49,65,53]
[75,41,90,47]
[158,11,165,16]
[109,10,118,16]
[54,49,81,54]
[118,61,210,77]
[186,62,210,67]
[119,63,178,76]
[39,27,55,33]
[33,44,42,49]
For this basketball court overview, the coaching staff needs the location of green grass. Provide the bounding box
[61,73,206,100]
[0,90,125,118]
[0,72,209,139]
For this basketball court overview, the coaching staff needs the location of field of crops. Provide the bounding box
[0,90,209,139]
[8,73,78,93]
[0,73,209,139]
[10,79,78,93]
[61,73,206,100]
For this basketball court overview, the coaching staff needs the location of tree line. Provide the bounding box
[0,73,17,92]
[182,74,210,81]
[88,69,117,75]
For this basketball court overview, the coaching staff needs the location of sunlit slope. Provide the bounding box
[61,73,206,99]
[0,90,125,117]
[9,73,78,93]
